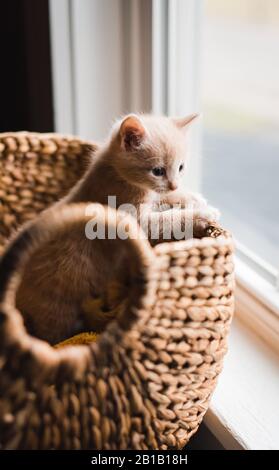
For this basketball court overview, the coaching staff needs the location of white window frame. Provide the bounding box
[152,0,203,193]
[49,0,152,140]
[49,0,76,135]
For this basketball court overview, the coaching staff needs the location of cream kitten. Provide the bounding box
[16,113,219,344]
[69,113,219,240]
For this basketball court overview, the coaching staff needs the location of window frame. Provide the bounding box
[49,0,76,135]
[49,0,153,139]
[153,0,203,192]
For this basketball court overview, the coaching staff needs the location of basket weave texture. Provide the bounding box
[0,132,234,450]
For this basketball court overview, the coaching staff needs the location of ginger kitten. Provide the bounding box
[16,113,219,344]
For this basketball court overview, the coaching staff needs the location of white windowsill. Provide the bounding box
[205,318,279,450]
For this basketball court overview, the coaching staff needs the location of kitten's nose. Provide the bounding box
[168,181,178,191]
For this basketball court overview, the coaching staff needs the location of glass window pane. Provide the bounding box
[201,0,279,272]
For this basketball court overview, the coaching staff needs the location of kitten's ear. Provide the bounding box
[120,115,145,151]
[173,113,201,130]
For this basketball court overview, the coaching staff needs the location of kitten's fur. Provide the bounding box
[16,114,219,344]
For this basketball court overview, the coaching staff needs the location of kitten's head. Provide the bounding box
[109,113,199,193]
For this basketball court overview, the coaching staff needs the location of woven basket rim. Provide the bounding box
[154,231,232,254]
[0,130,95,142]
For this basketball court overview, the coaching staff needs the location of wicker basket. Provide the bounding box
[0,132,234,450]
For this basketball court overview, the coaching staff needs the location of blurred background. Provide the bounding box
[0,0,278,274]
[202,0,279,269]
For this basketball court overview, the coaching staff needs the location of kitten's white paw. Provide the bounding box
[194,206,220,223]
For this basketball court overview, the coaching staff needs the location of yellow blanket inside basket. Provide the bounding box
[54,331,99,348]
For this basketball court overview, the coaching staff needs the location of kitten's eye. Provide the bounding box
[152,167,166,177]
[179,163,184,172]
